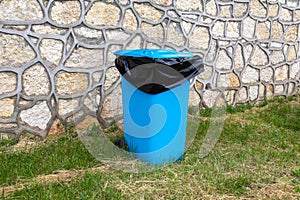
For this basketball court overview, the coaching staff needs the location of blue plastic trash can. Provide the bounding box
[114,49,203,165]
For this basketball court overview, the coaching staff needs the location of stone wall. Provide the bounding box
[0,0,299,138]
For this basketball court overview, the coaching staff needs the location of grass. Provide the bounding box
[7,173,123,200]
[0,96,299,199]
[0,132,100,187]
[0,137,18,149]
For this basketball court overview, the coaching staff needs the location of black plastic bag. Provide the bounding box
[115,55,204,94]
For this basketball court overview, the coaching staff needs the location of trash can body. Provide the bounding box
[122,77,190,165]
[114,49,204,166]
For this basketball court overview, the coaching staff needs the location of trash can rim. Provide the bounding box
[114,49,194,59]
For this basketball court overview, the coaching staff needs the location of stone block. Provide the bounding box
[0,123,17,129]
[205,39,217,63]
[127,35,143,49]
[226,22,240,39]
[107,45,122,65]
[198,65,213,80]
[272,21,284,40]
[0,0,43,21]
[167,22,185,47]
[261,67,273,82]
[65,47,104,69]
[294,9,300,21]
[202,90,221,108]
[279,8,293,22]
[74,27,104,45]
[259,84,265,98]
[268,4,279,18]
[218,72,240,88]
[92,71,103,86]
[188,89,200,107]
[32,24,67,35]
[290,62,300,79]
[275,84,284,94]
[284,25,298,42]
[150,0,172,6]
[104,67,120,91]
[234,44,244,71]
[224,90,235,106]
[58,98,80,116]
[85,2,121,26]
[270,50,285,65]
[3,25,27,31]
[266,85,274,98]
[195,81,203,90]
[242,17,256,39]
[182,21,193,35]
[275,65,288,82]
[249,0,267,19]
[220,5,232,18]
[237,87,247,102]
[0,34,36,67]
[270,42,283,49]
[0,72,17,95]
[244,44,253,63]
[40,39,63,67]
[50,0,81,25]
[212,21,225,37]
[176,0,202,11]
[241,66,259,84]
[233,2,248,18]
[189,26,210,50]
[250,46,268,66]
[205,0,217,16]
[216,49,232,70]
[256,22,270,40]
[55,72,89,95]
[142,23,164,43]
[287,45,297,62]
[20,101,51,130]
[101,84,122,120]
[134,3,163,23]
[123,9,138,31]
[22,63,50,96]
[84,89,100,113]
[0,97,15,118]
[249,86,259,101]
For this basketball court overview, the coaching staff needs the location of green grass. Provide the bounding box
[258,102,300,131]
[0,133,100,187]
[5,173,123,200]
[0,137,18,149]
[1,96,300,199]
